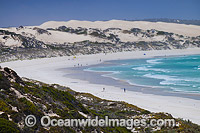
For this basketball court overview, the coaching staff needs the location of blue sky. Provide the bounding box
[0,0,200,27]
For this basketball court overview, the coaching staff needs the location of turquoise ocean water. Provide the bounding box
[86,55,200,93]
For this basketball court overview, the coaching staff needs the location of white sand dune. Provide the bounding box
[40,20,200,37]
[1,48,200,124]
[1,20,200,46]
[36,30,97,44]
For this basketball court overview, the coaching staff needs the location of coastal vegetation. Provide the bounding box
[0,67,200,132]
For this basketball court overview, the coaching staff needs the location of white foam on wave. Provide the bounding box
[146,58,163,65]
[170,87,200,93]
[84,68,97,72]
[132,66,149,71]
[145,74,200,90]
[144,73,178,81]
[143,73,199,83]
[121,63,129,66]
[132,66,169,72]
[161,81,190,86]
[126,80,161,88]
[197,65,200,70]
[160,81,176,85]
[84,68,121,75]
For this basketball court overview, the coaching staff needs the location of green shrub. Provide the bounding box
[0,72,3,80]
[18,98,41,115]
[0,100,10,112]
[0,118,20,133]
[157,31,165,35]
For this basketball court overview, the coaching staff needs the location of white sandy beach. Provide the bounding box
[1,48,200,124]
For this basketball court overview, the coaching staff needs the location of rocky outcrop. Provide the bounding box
[33,27,51,35]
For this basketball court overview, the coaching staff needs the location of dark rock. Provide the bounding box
[131,28,142,32]
[33,27,51,35]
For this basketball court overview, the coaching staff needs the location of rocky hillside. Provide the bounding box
[0,67,200,132]
[0,20,200,62]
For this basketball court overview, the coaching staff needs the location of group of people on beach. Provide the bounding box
[73,59,102,67]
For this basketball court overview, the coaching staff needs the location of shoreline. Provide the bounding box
[1,48,200,124]
[63,60,200,100]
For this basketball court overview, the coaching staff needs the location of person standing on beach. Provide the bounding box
[103,88,105,92]
[124,88,126,92]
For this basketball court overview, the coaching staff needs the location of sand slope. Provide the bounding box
[40,20,200,37]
